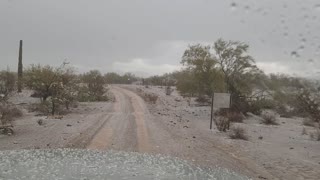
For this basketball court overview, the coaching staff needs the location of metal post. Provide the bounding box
[210,93,214,129]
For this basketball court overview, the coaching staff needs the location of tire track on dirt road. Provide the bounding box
[87,86,150,152]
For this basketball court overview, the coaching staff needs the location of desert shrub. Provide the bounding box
[24,63,78,115]
[247,99,277,115]
[214,108,228,116]
[215,109,244,123]
[147,94,158,104]
[227,111,245,123]
[135,89,158,104]
[77,86,109,102]
[8,107,23,118]
[214,116,230,132]
[303,118,316,127]
[261,113,278,125]
[0,104,22,125]
[309,129,320,141]
[195,96,208,104]
[79,70,108,102]
[0,70,16,97]
[302,127,308,135]
[28,102,50,115]
[27,101,67,115]
[276,104,295,118]
[229,126,248,140]
[140,93,158,104]
[296,90,320,122]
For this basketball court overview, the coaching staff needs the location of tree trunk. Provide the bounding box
[17,40,23,93]
[52,101,55,116]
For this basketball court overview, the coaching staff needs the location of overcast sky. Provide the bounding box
[1,0,320,77]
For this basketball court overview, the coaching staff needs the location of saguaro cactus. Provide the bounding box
[17,40,23,93]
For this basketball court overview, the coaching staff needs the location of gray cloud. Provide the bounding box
[1,0,320,77]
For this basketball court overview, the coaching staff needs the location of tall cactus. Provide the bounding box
[17,40,23,93]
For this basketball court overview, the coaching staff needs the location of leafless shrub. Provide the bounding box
[28,102,50,115]
[215,109,244,123]
[227,112,245,123]
[148,94,158,104]
[0,104,22,125]
[229,126,248,140]
[309,129,320,141]
[136,90,158,104]
[261,113,279,125]
[303,118,315,127]
[214,116,230,132]
[195,96,210,105]
[302,127,308,135]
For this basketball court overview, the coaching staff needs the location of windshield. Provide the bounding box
[0,0,319,179]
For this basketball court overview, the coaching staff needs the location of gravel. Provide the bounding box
[0,149,249,180]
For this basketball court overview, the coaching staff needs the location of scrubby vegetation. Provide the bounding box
[136,88,158,104]
[229,126,248,140]
[309,129,320,141]
[0,69,22,129]
[261,112,279,125]
[78,70,108,102]
[150,38,320,132]
[24,63,79,115]
[214,116,230,132]
[0,69,16,99]
[104,72,138,84]
[23,63,111,115]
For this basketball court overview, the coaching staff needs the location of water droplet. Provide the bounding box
[314,4,320,11]
[298,45,305,51]
[244,5,250,13]
[230,2,237,11]
[291,51,300,58]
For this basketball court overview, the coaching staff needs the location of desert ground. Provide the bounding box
[1,85,319,180]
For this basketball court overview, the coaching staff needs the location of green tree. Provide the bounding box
[180,44,224,97]
[213,39,261,112]
[80,70,108,101]
[175,69,198,96]
[24,63,76,115]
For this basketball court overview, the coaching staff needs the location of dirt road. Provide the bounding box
[88,86,150,152]
[86,86,274,179]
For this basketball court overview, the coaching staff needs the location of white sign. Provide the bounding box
[213,93,230,108]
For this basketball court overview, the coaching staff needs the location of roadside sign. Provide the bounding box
[210,93,231,129]
[213,93,230,108]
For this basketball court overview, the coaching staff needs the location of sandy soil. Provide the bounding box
[1,86,320,179]
[0,90,113,150]
[122,85,320,180]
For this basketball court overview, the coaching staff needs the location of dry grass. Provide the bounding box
[214,116,230,132]
[136,88,158,104]
[228,112,245,123]
[261,113,279,125]
[303,118,315,127]
[0,105,23,125]
[309,129,320,141]
[302,127,308,135]
[229,126,249,140]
